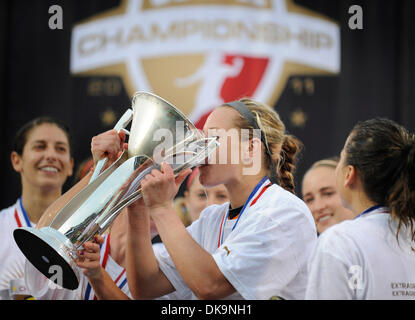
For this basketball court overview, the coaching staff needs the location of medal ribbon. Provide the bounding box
[217,177,271,248]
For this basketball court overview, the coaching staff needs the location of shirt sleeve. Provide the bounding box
[152,240,192,299]
[153,205,221,300]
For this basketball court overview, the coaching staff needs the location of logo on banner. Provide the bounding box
[70,0,340,127]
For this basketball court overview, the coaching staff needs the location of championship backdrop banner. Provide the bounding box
[70,0,340,128]
[0,0,414,208]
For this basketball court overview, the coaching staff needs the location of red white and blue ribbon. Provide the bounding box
[14,197,32,228]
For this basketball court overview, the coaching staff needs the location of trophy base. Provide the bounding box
[13,227,79,290]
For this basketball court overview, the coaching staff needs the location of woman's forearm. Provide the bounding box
[126,204,174,299]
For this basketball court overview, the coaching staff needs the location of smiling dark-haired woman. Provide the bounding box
[0,117,74,293]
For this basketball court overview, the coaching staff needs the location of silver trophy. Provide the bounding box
[13,91,218,290]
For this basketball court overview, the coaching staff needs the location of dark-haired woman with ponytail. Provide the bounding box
[81,98,317,300]
[306,118,415,300]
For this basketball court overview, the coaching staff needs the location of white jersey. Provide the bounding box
[155,178,317,300]
[0,199,35,291]
[305,207,415,299]
[25,234,131,300]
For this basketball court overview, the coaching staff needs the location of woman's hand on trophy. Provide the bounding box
[91,129,128,168]
[141,161,191,212]
[75,235,105,280]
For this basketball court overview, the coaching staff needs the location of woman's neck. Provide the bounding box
[21,186,62,224]
[225,173,267,209]
[349,192,378,217]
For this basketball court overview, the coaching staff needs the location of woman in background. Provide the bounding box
[302,157,354,235]
[179,167,229,226]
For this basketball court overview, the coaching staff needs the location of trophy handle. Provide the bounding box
[89,108,134,184]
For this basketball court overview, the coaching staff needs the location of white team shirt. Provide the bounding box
[25,233,131,300]
[155,179,317,300]
[0,199,35,291]
[305,207,415,299]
